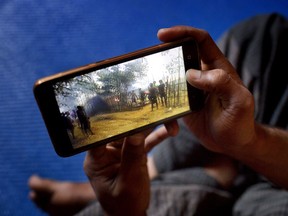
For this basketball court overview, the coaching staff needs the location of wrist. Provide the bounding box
[228,123,288,186]
[225,122,264,163]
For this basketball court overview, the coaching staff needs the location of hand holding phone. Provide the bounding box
[34,38,205,157]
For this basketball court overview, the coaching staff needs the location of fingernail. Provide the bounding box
[158,28,168,33]
[187,69,201,79]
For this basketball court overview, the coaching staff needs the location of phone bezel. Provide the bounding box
[33,37,204,157]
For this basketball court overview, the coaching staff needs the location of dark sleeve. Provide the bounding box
[217,13,288,129]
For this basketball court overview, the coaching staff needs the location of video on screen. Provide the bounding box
[54,46,190,149]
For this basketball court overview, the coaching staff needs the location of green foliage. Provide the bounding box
[98,58,147,96]
[54,58,148,110]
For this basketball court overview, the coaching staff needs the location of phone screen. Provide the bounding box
[53,46,190,149]
[34,38,203,156]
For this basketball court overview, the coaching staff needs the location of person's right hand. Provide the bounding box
[158,26,256,156]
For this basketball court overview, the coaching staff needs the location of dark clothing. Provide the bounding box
[149,86,158,103]
[76,108,87,127]
[217,12,288,216]
[149,86,158,110]
[76,107,93,135]
[158,82,167,107]
[140,90,146,105]
[217,13,288,129]
[158,83,165,97]
[76,13,288,216]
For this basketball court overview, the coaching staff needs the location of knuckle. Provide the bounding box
[208,68,230,85]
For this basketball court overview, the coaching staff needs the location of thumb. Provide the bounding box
[186,68,236,98]
[121,133,147,167]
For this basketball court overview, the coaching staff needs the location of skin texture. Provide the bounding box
[157,26,255,155]
[157,26,288,189]
[83,26,257,216]
[28,124,180,216]
[28,175,96,216]
[83,123,179,216]
[29,25,288,216]
[85,26,288,215]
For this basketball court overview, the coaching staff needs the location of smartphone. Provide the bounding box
[33,37,205,157]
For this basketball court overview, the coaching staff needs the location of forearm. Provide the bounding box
[231,123,288,189]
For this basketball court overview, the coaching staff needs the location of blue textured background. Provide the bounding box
[0,1,287,215]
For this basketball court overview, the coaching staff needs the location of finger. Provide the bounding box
[28,175,54,194]
[121,129,155,166]
[145,120,179,152]
[165,119,180,136]
[28,175,53,211]
[107,139,124,149]
[186,68,248,107]
[158,26,242,84]
[84,145,108,176]
[86,144,107,163]
[157,26,224,66]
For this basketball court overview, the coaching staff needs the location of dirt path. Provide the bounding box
[72,102,189,148]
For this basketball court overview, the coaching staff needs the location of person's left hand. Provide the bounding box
[84,121,179,216]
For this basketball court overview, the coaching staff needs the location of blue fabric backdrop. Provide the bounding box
[0,0,287,215]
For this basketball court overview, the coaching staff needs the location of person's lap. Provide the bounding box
[31,13,288,216]
[233,181,288,216]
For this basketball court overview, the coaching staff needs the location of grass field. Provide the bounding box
[71,99,189,149]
